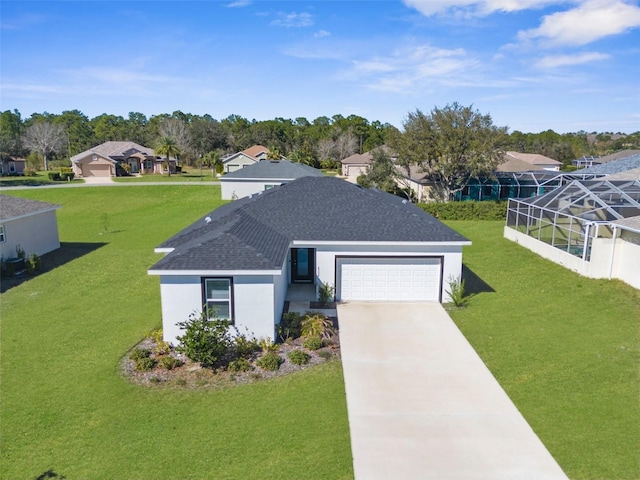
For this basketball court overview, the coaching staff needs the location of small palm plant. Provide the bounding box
[446,275,469,307]
[301,314,335,340]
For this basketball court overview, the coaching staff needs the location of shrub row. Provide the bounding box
[47,172,75,181]
[418,200,507,221]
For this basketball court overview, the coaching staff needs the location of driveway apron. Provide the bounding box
[338,302,568,480]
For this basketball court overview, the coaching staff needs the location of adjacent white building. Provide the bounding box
[0,195,61,259]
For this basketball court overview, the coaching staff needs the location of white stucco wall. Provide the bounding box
[158,273,282,344]
[233,275,277,340]
[159,275,203,345]
[220,180,284,200]
[0,210,60,259]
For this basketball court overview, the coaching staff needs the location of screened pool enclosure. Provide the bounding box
[506,179,640,260]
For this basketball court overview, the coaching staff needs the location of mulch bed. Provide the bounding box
[121,333,341,389]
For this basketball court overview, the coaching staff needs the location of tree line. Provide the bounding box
[1,108,638,172]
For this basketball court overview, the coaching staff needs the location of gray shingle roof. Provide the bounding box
[150,177,469,272]
[577,154,640,175]
[219,160,322,180]
[0,195,60,222]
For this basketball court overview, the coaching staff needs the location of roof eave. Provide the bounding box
[1,205,61,223]
[148,269,282,276]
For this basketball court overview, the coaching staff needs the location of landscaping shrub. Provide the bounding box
[318,350,332,360]
[234,333,260,358]
[256,352,283,371]
[134,357,157,371]
[446,275,469,307]
[318,282,335,306]
[259,338,279,354]
[129,347,151,361]
[228,358,253,373]
[277,312,303,342]
[24,167,37,177]
[47,172,61,181]
[301,314,335,340]
[176,312,233,369]
[159,356,183,370]
[287,350,310,365]
[59,167,75,181]
[303,336,323,351]
[25,254,42,274]
[418,200,507,221]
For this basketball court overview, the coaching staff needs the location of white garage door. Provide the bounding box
[338,257,441,302]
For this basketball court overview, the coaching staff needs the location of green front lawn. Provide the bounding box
[113,169,218,182]
[447,221,640,480]
[0,186,352,480]
[0,172,83,186]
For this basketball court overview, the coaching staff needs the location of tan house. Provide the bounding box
[499,152,561,172]
[0,156,26,176]
[221,145,271,173]
[71,141,177,177]
[341,146,396,182]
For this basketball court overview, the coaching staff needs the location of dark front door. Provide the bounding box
[291,248,315,283]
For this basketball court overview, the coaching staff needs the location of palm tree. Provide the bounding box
[155,136,180,176]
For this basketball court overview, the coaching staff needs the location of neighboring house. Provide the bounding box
[148,176,470,344]
[0,194,61,259]
[219,160,323,200]
[505,179,640,289]
[573,149,640,168]
[0,156,26,176]
[393,151,564,203]
[340,145,395,182]
[341,152,373,180]
[71,141,177,177]
[499,151,562,172]
[575,153,640,177]
[221,145,271,173]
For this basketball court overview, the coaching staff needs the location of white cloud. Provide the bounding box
[346,44,479,92]
[402,0,560,16]
[271,12,313,28]
[314,29,331,38]
[225,1,251,7]
[518,0,640,46]
[534,51,610,68]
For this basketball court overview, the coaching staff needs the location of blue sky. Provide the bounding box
[1,0,639,133]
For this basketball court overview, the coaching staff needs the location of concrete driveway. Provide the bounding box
[337,302,568,480]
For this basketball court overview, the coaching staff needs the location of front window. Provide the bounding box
[203,278,232,321]
[0,225,5,243]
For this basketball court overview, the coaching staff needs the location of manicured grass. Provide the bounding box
[0,186,352,480]
[446,221,640,480]
[113,170,218,182]
[0,172,83,186]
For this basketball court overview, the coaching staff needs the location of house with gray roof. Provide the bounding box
[71,141,177,178]
[149,176,470,344]
[576,153,640,177]
[220,159,323,200]
[0,195,61,259]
